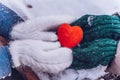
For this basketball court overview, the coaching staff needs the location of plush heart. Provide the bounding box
[58,23,83,48]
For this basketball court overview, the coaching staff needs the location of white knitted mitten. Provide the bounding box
[9,40,72,74]
[10,15,76,41]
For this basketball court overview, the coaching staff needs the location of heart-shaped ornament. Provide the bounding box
[58,23,83,48]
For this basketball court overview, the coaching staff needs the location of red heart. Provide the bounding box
[58,23,83,48]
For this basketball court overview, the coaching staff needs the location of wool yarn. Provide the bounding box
[71,15,120,42]
[70,14,120,69]
[70,38,118,69]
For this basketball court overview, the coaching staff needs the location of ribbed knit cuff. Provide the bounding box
[107,40,120,75]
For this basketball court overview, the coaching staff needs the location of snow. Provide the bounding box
[0,0,120,79]
[1,0,120,19]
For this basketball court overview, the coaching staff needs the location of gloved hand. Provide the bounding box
[9,40,72,74]
[0,15,74,79]
[71,38,118,69]
[0,3,76,41]
[71,14,120,42]
[50,38,117,80]
[9,15,75,75]
[70,14,120,77]
[10,15,76,41]
[0,4,75,78]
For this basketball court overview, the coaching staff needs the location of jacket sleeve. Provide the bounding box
[0,46,12,79]
[0,3,23,40]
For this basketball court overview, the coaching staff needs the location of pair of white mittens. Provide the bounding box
[9,16,76,75]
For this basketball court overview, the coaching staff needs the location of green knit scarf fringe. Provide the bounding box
[70,14,120,69]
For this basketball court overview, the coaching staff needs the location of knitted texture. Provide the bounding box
[0,46,11,79]
[71,15,120,42]
[70,14,120,69]
[70,38,118,69]
[0,3,23,39]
